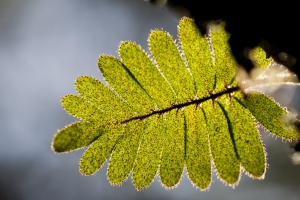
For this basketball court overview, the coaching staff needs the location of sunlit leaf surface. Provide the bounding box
[52,17,300,190]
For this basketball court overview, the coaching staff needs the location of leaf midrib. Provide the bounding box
[119,86,239,124]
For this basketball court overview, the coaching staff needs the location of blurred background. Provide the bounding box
[0,0,300,199]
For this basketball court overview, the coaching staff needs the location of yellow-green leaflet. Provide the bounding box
[204,100,240,185]
[160,109,185,188]
[149,30,195,103]
[75,76,134,121]
[179,17,215,98]
[250,46,272,69]
[107,120,146,185]
[132,115,165,189]
[52,121,104,153]
[79,125,123,175]
[98,55,154,115]
[52,17,300,191]
[236,90,300,140]
[249,46,272,78]
[210,22,238,92]
[62,94,112,123]
[119,41,175,109]
[218,95,266,178]
[185,105,211,189]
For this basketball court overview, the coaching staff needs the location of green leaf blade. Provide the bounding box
[98,55,154,115]
[179,17,215,98]
[185,105,212,190]
[218,95,266,178]
[250,46,272,69]
[204,100,240,185]
[160,109,185,188]
[248,47,272,78]
[119,41,176,109]
[52,122,104,153]
[236,90,300,140]
[53,17,300,190]
[107,120,145,185]
[132,116,164,190]
[149,30,195,103]
[61,94,111,123]
[210,23,238,92]
[75,76,134,121]
[79,125,123,175]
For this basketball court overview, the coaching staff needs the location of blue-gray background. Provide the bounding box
[1,0,300,199]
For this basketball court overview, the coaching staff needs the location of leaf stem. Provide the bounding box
[120,86,239,124]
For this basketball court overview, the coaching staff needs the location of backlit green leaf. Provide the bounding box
[204,100,240,185]
[218,95,266,178]
[210,22,238,92]
[160,109,185,188]
[236,90,299,140]
[75,76,134,121]
[249,46,272,78]
[61,94,111,123]
[179,17,214,98]
[119,41,175,109]
[185,104,211,189]
[98,55,154,115]
[149,30,195,103]
[53,17,300,191]
[250,46,272,69]
[53,121,104,153]
[79,125,123,175]
[132,115,164,189]
[107,120,146,185]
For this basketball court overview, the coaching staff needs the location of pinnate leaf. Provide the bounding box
[52,17,300,191]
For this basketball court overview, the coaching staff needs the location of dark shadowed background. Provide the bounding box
[1,0,300,199]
